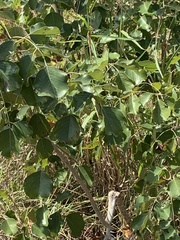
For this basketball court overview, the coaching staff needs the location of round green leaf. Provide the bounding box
[36,138,53,159]
[51,115,81,145]
[24,171,53,199]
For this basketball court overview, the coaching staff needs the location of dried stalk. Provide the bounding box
[104,190,120,240]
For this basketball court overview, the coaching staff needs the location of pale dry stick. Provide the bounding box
[104,191,120,240]
[53,144,109,229]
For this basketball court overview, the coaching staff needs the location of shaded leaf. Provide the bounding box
[36,138,53,159]
[72,92,92,111]
[0,41,15,61]
[102,107,125,136]
[19,55,37,80]
[24,171,53,199]
[44,12,64,29]
[0,61,22,92]
[29,113,50,138]
[66,212,85,238]
[51,115,81,145]
[131,212,149,230]
[48,212,63,234]
[0,128,19,157]
[12,121,33,139]
[34,66,68,99]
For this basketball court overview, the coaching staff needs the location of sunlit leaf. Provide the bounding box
[36,206,49,227]
[1,218,18,236]
[128,94,141,115]
[168,178,180,198]
[138,16,151,31]
[78,165,93,187]
[139,1,152,15]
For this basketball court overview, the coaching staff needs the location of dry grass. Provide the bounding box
[0,143,137,239]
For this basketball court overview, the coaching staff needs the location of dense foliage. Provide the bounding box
[0,0,180,239]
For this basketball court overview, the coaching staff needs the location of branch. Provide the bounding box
[53,143,109,229]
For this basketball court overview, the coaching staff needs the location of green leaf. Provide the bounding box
[72,92,92,111]
[12,121,33,139]
[17,105,30,121]
[78,165,93,187]
[154,203,171,220]
[19,55,37,80]
[54,169,68,187]
[31,223,49,238]
[138,60,157,73]
[51,115,81,145]
[128,94,141,115]
[36,206,49,227]
[116,72,134,92]
[125,68,146,85]
[0,61,22,92]
[168,178,180,198]
[102,107,125,136]
[153,99,170,124]
[30,22,60,35]
[34,66,68,99]
[0,41,15,61]
[28,0,38,10]
[1,218,18,236]
[36,138,53,159]
[0,128,19,157]
[48,212,63,234]
[151,82,162,91]
[66,212,85,238]
[9,27,27,37]
[44,12,64,30]
[139,92,152,106]
[0,9,15,20]
[56,191,72,202]
[131,212,149,231]
[54,103,68,117]
[24,171,53,199]
[29,113,51,138]
[139,1,152,15]
[89,69,104,81]
[21,80,38,106]
[138,16,151,31]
